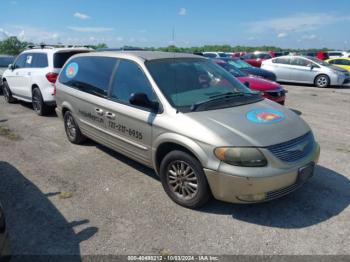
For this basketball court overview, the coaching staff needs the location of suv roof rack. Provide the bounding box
[26,44,92,50]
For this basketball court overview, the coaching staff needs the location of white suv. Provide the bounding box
[1,46,90,115]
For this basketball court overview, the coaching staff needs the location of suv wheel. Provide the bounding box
[159,150,211,209]
[315,74,330,88]
[32,87,50,116]
[64,111,86,144]
[2,81,15,103]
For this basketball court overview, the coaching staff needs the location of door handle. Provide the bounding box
[27,72,31,76]
[16,72,19,76]
[95,108,104,116]
[106,112,116,120]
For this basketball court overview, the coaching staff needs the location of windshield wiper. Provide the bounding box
[190,92,257,112]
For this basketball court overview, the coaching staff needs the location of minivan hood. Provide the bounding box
[186,99,310,147]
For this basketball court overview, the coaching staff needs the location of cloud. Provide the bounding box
[247,13,350,34]
[67,26,114,33]
[301,34,317,40]
[277,32,288,38]
[178,8,187,16]
[0,28,11,39]
[74,12,90,20]
[1,25,60,42]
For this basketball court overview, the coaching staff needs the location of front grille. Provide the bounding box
[267,132,314,162]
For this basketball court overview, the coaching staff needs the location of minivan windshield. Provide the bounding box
[146,58,262,112]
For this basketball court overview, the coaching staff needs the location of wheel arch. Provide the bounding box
[153,134,210,176]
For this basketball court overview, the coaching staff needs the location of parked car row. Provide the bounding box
[1,48,320,209]
[212,59,286,104]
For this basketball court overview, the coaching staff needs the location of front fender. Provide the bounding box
[152,132,220,172]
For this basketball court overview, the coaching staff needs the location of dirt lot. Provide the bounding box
[0,84,349,257]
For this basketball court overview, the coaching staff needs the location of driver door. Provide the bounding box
[104,59,158,166]
[5,53,27,96]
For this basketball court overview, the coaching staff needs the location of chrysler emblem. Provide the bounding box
[287,141,309,153]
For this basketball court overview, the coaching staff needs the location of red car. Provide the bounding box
[240,52,273,67]
[316,51,329,60]
[213,59,286,105]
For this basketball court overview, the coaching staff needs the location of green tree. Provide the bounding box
[0,37,28,55]
[92,43,108,50]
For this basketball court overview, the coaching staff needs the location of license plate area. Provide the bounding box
[297,162,315,183]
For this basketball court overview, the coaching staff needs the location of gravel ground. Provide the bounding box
[0,84,349,257]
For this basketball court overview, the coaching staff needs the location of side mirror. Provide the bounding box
[243,81,250,88]
[310,64,314,70]
[8,64,14,70]
[129,92,159,112]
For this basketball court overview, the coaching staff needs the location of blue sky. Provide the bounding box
[1,0,350,49]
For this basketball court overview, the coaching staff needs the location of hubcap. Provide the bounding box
[317,77,327,87]
[32,92,41,112]
[66,115,76,139]
[167,161,198,200]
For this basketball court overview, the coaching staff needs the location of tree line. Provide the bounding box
[0,36,345,56]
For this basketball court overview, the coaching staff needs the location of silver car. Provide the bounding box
[55,51,320,208]
[261,55,350,88]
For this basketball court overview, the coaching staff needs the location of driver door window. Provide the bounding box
[14,54,27,69]
[111,60,156,107]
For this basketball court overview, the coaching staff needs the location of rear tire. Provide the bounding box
[64,111,86,144]
[315,74,330,88]
[159,150,211,209]
[2,81,16,103]
[32,87,51,116]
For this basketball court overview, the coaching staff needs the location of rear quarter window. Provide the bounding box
[59,56,117,97]
[54,51,89,68]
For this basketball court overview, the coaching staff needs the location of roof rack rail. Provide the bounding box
[27,44,57,49]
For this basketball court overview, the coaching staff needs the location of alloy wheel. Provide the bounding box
[317,76,328,87]
[167,160,198,200]
[65,114,77,139]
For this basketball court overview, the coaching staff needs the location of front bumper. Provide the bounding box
[204,143,320,204]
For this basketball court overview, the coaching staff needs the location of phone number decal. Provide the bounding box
[108,121,143,140]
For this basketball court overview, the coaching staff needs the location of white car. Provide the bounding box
[1,46,90,115]
[327,51,350,59]
[202,52,229,58]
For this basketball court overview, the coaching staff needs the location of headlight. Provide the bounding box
[214,147,267,167]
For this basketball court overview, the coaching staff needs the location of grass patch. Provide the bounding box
[0,125,22,141]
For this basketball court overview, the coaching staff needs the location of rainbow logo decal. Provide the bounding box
[246,109,285,124]
[65,62,79,79]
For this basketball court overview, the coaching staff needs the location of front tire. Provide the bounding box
[64,111,86,144]
[2,81,16,103]
[32,87,51,116]
[159,150,211,209]
[315,74,330,88]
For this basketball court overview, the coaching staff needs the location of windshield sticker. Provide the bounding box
[65,62,79,78]
[247,109,285,124]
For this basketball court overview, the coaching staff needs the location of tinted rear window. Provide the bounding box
[59,56,117,97]
[54,51,89,68]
